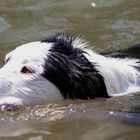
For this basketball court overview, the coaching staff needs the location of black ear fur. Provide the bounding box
[42,34,75,55]
[41,34,108,99]
[42,52,108,99]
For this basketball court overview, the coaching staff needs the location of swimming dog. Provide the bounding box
[0,34,140,106]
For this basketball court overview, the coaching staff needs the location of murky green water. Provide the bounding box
[0,0,140,139]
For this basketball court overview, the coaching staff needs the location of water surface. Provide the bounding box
[0,0,140,140]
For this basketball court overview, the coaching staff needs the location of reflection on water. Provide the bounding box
[0,95,140,140]
[0,0,140,140]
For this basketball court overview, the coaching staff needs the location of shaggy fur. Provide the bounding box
[0,34,140,106]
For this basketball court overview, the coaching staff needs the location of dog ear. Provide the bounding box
[42,52,108,99]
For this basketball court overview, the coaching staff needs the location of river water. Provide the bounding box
[0,0,140,140]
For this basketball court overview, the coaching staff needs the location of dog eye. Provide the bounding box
[21,66,33,74]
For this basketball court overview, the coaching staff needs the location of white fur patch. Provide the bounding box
[0,42,62,106]
[83,48,140,96]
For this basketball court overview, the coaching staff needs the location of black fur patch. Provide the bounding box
[103,44,140,59]
[42,35,108,99]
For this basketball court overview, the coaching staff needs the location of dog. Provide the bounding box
[0,34,140,106]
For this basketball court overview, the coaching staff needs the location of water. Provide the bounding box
[0,96,140,140]
[0,0,140,139]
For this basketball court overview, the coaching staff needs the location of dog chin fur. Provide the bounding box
[0,34,140,106]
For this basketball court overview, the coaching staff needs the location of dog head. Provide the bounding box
[0,34,107,106]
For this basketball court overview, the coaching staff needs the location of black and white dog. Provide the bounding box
[0,34,140,106]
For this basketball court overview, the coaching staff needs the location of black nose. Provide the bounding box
[0,104,20,111]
